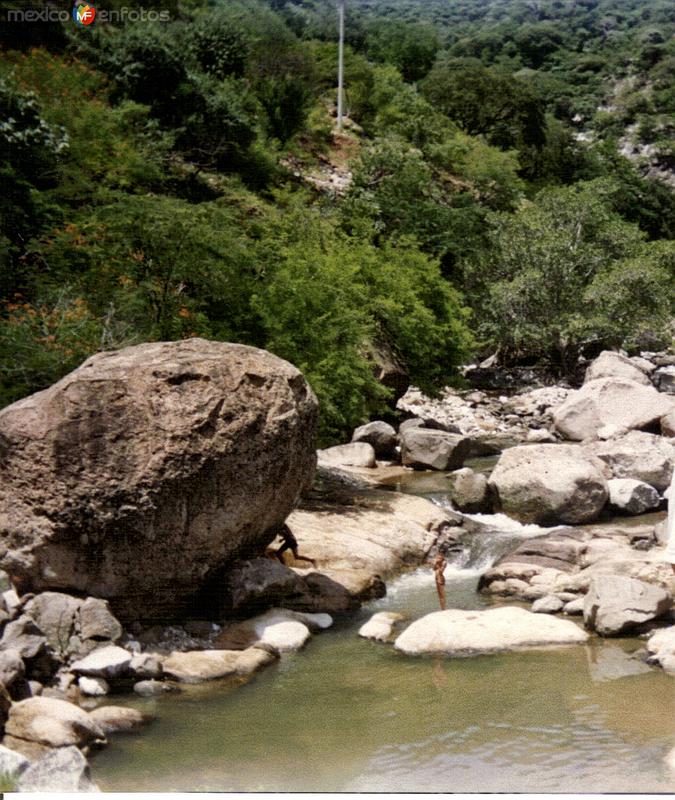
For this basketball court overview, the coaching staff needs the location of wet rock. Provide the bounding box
[394,607,588,656]
[133,679,178,697]
[78,676,109,697]
[162,646,276,683]
[488,444,608,524]
[584,351,652,386]
[583,575,672,636]
[552,377,675,441]
[351,421,398,459]
[583,431,675,491]
[318,443,376,469]
[16,745,99,792]
[70,645,132,679]
[358,612,405,642]
[532,595,564,614]
[5,696,105,748]
[607,478,660,515]
[448,468,491,513]
[0,339,318,623]
[88,705,154,735]
[585,643,653,682]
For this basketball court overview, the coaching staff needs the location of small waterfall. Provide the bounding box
[431,495,564,575]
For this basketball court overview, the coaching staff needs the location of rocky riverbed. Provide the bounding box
[1,343,675,790]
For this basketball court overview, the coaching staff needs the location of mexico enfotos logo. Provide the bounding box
[5,2,172,24]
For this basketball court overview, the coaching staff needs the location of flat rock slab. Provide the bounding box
[70,645,132,678]
[162,646,276,683]
[394,606,588,656]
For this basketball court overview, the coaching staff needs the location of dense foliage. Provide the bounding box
[0,0,673,442]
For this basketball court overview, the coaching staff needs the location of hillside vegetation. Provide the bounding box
[0,0,673,442]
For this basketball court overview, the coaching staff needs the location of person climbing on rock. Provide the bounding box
[275,523,316,567]
[432,553,447,610]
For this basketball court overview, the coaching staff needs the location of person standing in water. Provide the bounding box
[432,553,447,610]
[665,471,675,574]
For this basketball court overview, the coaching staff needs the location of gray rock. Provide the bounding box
[0,647,24,689]
[563,597,586,615]
[77,676,109,696]
[0,616,47,660]
[400,428,472,471]
[553,377,675,441]
[584,351,652,386]
[5,696,105,747]
[0,339,318,623]
[488,444,608,524]
[129,652,163,680]
[351,421,398,459]
[317,442,377,468]
[448,467,491,513]
[654,365,675,394]
[583,575,672,636]
[23,592,81,658]
[607,478,660,515]
[77,597,123,642]
[398,418,425,434]
[70,644,132,678]
[583,431,675,491]
[0,744,31,779]
[17,746,99,792]
[532,595,564,614]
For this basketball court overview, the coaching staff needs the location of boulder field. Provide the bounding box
[0,339,318,622]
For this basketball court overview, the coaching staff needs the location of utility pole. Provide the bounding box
[337,0,345,130]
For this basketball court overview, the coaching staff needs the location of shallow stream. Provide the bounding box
[91,468,675,793]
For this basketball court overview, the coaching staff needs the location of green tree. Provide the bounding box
[465,180,672,373]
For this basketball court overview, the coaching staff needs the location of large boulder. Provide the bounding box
[351,421,398,459]
[447,468,491,513]
[5,696,105,748]
[488,444,609,524]
[584,351,652,386]
[583,431,675,491]
[583,575,672,636]
[607,478,660,515]
[16,746,99,792]
[394,606,587,656]
[400,428,472,471]
[552,377,675,441]
[0,340,318,622]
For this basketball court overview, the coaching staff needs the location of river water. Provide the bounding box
[91,467,675,793]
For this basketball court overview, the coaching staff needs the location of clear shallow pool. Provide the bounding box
[91,471,675,793]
